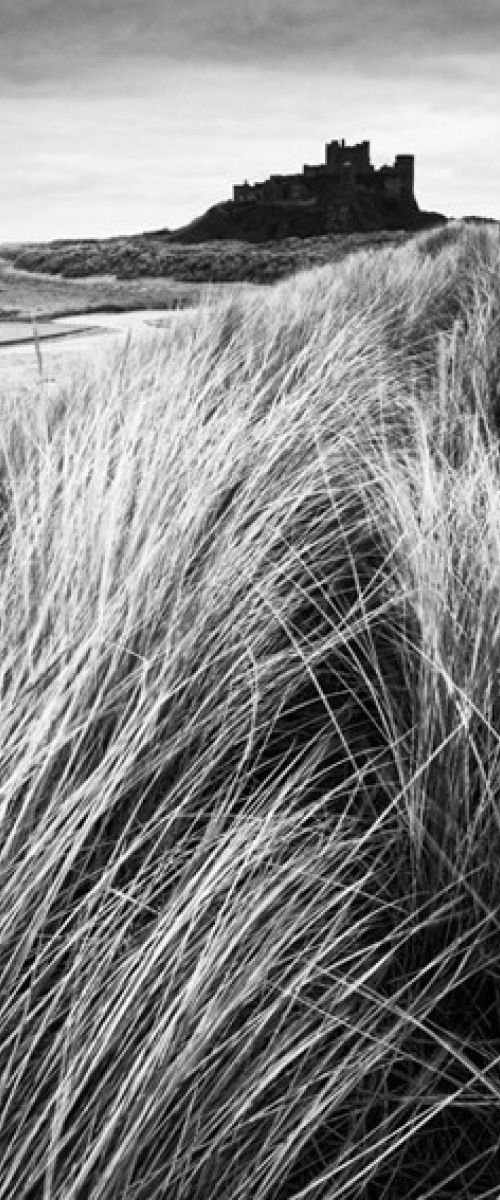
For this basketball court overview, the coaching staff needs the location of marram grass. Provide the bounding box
[2,222,500,1198]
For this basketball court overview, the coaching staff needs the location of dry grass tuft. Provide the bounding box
[1,222,500,1198]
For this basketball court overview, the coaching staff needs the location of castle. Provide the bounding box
[233,139,415,207]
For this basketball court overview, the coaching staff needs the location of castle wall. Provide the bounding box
[303,164,325,179]
[233,182,254,202]
[381,175,404,199]
[394,155,415,196]
[233,140,415,205]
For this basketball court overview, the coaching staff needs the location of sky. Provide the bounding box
[1,0,500,242]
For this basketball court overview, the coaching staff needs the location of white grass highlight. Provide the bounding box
[1,221,500,1197]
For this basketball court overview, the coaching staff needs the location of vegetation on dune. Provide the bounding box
[2,228,412,286]
[2,221,500,1197]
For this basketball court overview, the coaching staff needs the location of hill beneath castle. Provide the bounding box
[172,193,446,244]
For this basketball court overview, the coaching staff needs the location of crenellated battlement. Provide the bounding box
[233,139,415,206]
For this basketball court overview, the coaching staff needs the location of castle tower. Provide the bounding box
[394,155,414,198]
[325,139,371,177]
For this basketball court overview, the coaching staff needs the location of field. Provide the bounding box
[2,220,500,1198]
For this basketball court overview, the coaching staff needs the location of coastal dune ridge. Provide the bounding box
[2,220,500,1197]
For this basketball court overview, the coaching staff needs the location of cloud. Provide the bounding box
[1,2,499,240]
[2,0,500,90]
[1,54,499,243]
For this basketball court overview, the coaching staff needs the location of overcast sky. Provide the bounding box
[2,0,500,242]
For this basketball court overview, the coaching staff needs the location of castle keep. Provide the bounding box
[233,139,415,206]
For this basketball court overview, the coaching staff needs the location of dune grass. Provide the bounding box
[1,221,500,1197]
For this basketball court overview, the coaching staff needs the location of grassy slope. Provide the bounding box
[1,221,500,1198]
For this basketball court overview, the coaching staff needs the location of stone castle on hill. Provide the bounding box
[175,136,442,242]
[233,139,415,207]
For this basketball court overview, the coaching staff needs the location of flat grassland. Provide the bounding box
[2,221,500,1199]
